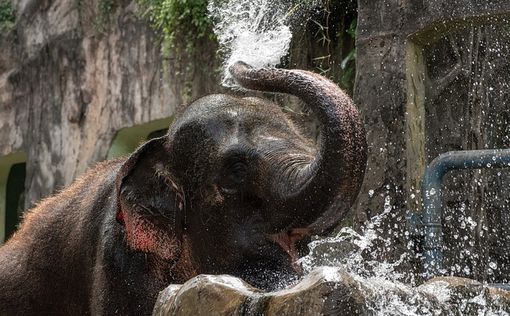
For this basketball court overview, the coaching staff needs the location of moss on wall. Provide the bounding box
[0,0,15,32]
[136,0,214,56]
[93,0,117,33]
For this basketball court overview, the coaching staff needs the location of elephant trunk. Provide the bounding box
[230,61,367,234]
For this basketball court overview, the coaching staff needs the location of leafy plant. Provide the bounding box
[307,0,357,93]
[93,0,116,34]
[340,17,356,91]
[135,0,218,102]
[136,0,214,56]
[0,0,15,32]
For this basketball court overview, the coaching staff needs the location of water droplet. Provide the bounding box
[208,0,303,86]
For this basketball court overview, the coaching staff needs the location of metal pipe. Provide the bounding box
[421,149,510,277]
[490,283,510,291]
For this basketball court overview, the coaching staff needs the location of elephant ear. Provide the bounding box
[115,137,185,262]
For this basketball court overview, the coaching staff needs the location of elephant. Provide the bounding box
[0,61,367,315]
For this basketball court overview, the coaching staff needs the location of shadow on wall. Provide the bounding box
[0,152,26,244]
[0,117,173,244]
[107,117,173,159]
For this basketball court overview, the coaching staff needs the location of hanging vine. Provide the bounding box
[136,0,214,57]
[0,0,15,32]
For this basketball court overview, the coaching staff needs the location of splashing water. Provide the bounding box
[207,0,316,87]
[205,2,509,314]
[297,203,509,315]
[299,203,407,284]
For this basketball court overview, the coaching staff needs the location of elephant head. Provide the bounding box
[115,62,367,290]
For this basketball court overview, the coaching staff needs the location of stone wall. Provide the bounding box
[0,0,221,235]
[355,0,510,281]
[152,267,510,315]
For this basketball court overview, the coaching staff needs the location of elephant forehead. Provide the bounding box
[201,110,295,145]
[171,94,285,129]
[167,96,299,157]
[198,114,260,146]
[225,107,242,118]
[177,109,285,138]
[185,94,282,120]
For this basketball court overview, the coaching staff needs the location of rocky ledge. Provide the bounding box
[153,267,510,315]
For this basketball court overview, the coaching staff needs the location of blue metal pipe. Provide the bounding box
[420,149,510,277]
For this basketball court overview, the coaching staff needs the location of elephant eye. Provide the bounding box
[218,159,248,195]
[230,161,248,180]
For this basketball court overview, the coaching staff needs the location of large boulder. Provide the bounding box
[153,267,510,315]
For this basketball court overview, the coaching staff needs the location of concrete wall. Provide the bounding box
[355,0,510,281]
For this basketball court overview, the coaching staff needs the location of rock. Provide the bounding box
[420,277,510,315]
[263,268,367,315]
[0,0,221,210]
[153,275,262,316]
[153,268,510,316]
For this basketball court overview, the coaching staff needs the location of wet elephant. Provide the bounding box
[0,61,367,315]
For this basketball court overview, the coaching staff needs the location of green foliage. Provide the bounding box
[309,0,357,93]
[346,16,356,38]
[136,0,214,56]
[340,17,357,91]
[94,0,116,34]
[0,0,15,32]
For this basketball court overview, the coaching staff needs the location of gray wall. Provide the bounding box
[355,0,510,281]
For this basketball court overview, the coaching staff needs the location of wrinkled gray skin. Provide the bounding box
[0,61,366,315]
[163,61,367,287]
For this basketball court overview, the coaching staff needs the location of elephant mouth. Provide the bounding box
[268,228,311,274]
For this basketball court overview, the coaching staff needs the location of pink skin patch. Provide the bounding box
[120,207,179,262]
[268,228,311,274]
